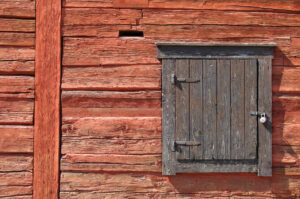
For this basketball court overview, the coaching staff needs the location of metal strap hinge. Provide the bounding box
[171,141,201,152]
[171,74,200,84]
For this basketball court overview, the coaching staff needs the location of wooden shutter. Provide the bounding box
[159,43,274,176]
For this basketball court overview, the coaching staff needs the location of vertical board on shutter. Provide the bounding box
[258,57,272,176]
[176,59,190,160]
[244,59,258,160]
[203,59,217,160]
[189,59,203,160]
[216,59,231,160]
[162,59,176,175]
[230,59,245,160]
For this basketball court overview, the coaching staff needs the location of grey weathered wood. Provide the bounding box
[175,161,257,173]
[175,59,190,160]
[162,59,176,175]
[216,59,231,159]
[244,59,258,160]
[157,44,275,59]
[156,42,277,47]
[230,59,245,160]
[258,57,272,176]
[203,59,217,160]
[189,59,203,160]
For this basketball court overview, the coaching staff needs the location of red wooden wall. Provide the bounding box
[1,0,300,198]
[60,0,300,198]
[0,0,35,198]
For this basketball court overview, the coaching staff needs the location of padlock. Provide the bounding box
[260,113,267,124]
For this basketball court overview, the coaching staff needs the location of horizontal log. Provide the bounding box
[62,117,161,139]
[63,107,162,118]
[0,61,34,75]
[139,25,300,40]
[273,111,300,125]
[273,95,300,112]
[273,145,300,167]
[0,1,35,18]
[0,155,32,172]
[0,186,32,198]
[0,76,34,98]
[62,24,131,37]
[63,8,141,25]
[0,33,35,47]
[61,138,161,155]
[284,57,300,66]
[273,124,300,146]
[0,18,35,32]
[0,125,33,153]
[0,47,35,61]
[60,192,175,199]
[114,0,148,8]
[62,91,161,108]
[0,99,34,124]
[63,38,159,66]
[60,172,300,196]
[63,0,113,8]
[61,154,161,172]
[141,9,300,27]
[0,172,32,186]
[273,67,300,94]
[148,0,300,12]
[62,65,161,90]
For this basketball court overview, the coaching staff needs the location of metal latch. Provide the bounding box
[171,141,202,152]
[171,74,200,84]
[250,111,267,124]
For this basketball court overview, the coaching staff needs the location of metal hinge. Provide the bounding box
[171,141,202,152]
[171,74,200,84]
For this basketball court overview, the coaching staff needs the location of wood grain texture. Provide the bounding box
[114,0,148,8]
[0,1,35,18]
[63,38,159,66]
[0,18,35,32]
[61,154,161,172]
[0,125,33,153]
[62,65,161,91]
[273,67,300,94]
[0,186,32,198]
[0,61,34,75]
[0,76,34,98]
[0,33,35,47]
[0,99,33,124]
[141,9,300,26]
[0,155,32,172]
[0,47,35,61]
[63,8,141,25]
[63,0,113,8]
[34,0,61,198]
[60,192,175,199]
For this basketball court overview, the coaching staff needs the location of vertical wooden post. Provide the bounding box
[34,0,61,198]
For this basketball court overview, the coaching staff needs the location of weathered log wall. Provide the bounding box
[0,0,35,198]
[61,0,300,198]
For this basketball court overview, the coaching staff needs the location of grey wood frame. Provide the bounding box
[158,43,274,176]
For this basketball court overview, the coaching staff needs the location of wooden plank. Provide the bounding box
[0,47,35,61]
[0,18,35,32]
[62,138,161,155]
[273,95,300,112]
[162,59,175,175]
[273,145,300,167]
[62,65,161,91]
[0,155,32,172]
[0,172,32,186]
[244,59,258,159]
[63,0,113,8]
[0,1,35,18]
[61,154,160,172]
[61,192,175,199]
[34,0,61,198]
[0,33,35,47]
[189,59,202,160]
[62,91,161,109]
[62,117,161,139]
[63,37,159,66]
[63,8,141,25]
[175,59,190,160]
[0,125,33,153]
[148,0,300,11]
[0,99,33,125]
[216,59,231,159]
[258,57,272,176]
[0,186,32,198]
[141,9,300,27]
[230,59,245,160]
[0,76,34,98]
[273,67,300,94]
[273,124,300,146]
[114,0,149,8]
[0,61,34,75]
[202,59,217,160]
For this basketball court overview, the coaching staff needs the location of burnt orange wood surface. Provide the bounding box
[34,0,61,198]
